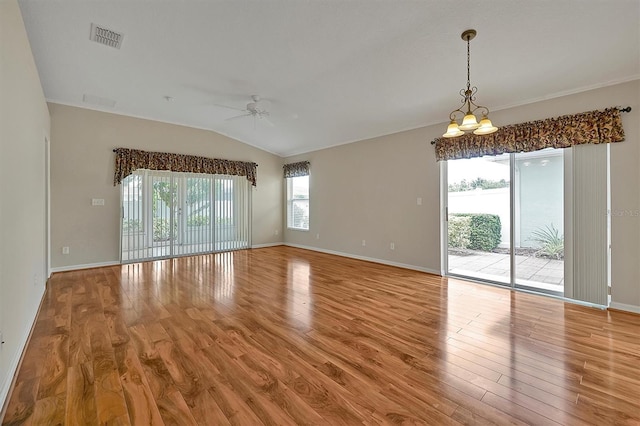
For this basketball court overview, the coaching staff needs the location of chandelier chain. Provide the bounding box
[466,36,471,91]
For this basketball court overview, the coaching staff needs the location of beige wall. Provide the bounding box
[49,104,283,269]
[0,0,51,406]
[285,80,640,311]
[285,126,441,273]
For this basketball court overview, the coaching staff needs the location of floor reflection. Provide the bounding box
[287,259,312,329]
[213,251,236,304]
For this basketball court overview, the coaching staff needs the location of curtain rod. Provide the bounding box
[108,106,633,153]
[430,106,632,145]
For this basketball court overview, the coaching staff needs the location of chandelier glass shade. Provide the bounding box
[443,30,498,138]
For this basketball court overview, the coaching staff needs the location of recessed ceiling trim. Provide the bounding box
[89,23,124,49]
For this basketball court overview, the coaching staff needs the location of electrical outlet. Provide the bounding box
[62,246,70,255]
[316,233,320,239]
[91,198,105,206]
[390,242,395,250]
[275,229,279,235]
[417,197,423,205]
[362,240,366,246]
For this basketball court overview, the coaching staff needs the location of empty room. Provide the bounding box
[1,0,639,424]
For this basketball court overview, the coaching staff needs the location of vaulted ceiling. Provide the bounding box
[19,0,640,156]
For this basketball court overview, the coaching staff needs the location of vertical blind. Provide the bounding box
[571,144,609,305]
[121,169,251,263]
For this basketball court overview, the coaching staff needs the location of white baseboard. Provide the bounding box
[50,260,120,273]
[251,242,284,249]
[609,301,640,314]
[0,286,46,417]
[284,243,440,276]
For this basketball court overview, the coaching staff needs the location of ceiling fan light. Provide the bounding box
[473,116,498,135]
[443,120,464,138]
[459,113,480,130]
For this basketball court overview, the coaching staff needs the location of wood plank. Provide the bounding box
[93,369,131,426]
[30,394,66,426]
[36,334,68,399]
[2,377,39,424]
[64,362,98,426]
[156,391,198,426]
[113,342,164,425]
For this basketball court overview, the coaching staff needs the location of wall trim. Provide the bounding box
[0,285,46,419]
[50,260,120,273]
[251,242,284,249]
[284,243,440,276]
[609,301,640,314]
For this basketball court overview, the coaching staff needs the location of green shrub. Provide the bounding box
[122,219,141,232]
[216,217,233,226]
[449,213,501,251]
[153,218,173,241]
[530,224,564,259]
[448,215,472,248]
[187,215,210,226]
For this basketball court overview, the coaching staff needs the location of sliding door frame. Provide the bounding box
[119,170,251,263]
[441,151,571,297]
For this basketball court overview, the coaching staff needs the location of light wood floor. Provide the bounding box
[2,246,639,425]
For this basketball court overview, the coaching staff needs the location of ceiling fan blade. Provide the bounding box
[261,116,276,127]
[214,103,246,112]
[224,113,253,122]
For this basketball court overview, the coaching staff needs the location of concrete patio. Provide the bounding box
[448,250,564,293]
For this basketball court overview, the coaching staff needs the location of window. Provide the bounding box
[287,175,309,230]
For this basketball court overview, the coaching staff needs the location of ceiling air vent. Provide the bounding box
[89,23,124,49]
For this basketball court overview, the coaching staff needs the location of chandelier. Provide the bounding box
[443,29,498,138]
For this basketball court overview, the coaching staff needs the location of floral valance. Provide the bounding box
[433,107,625,161]
[113,148,258,186]
[283,161,310,178]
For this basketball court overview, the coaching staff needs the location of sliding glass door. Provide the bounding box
[121,170,251,262]
[446,149,564,295]
[150,172,178,256]
[447,153,511,284]
[513,150,564,293]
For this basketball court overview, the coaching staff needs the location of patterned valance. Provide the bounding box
[433,107,625,161]
[283,161,310,178]
[113,148,258,186]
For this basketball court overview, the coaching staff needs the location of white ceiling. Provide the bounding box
[19,0,640,157]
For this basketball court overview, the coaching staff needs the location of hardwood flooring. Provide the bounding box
[2,246,639,425]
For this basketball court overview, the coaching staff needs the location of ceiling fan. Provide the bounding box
[216,95,274,127]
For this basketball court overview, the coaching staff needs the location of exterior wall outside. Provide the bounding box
[517,154,564,247]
